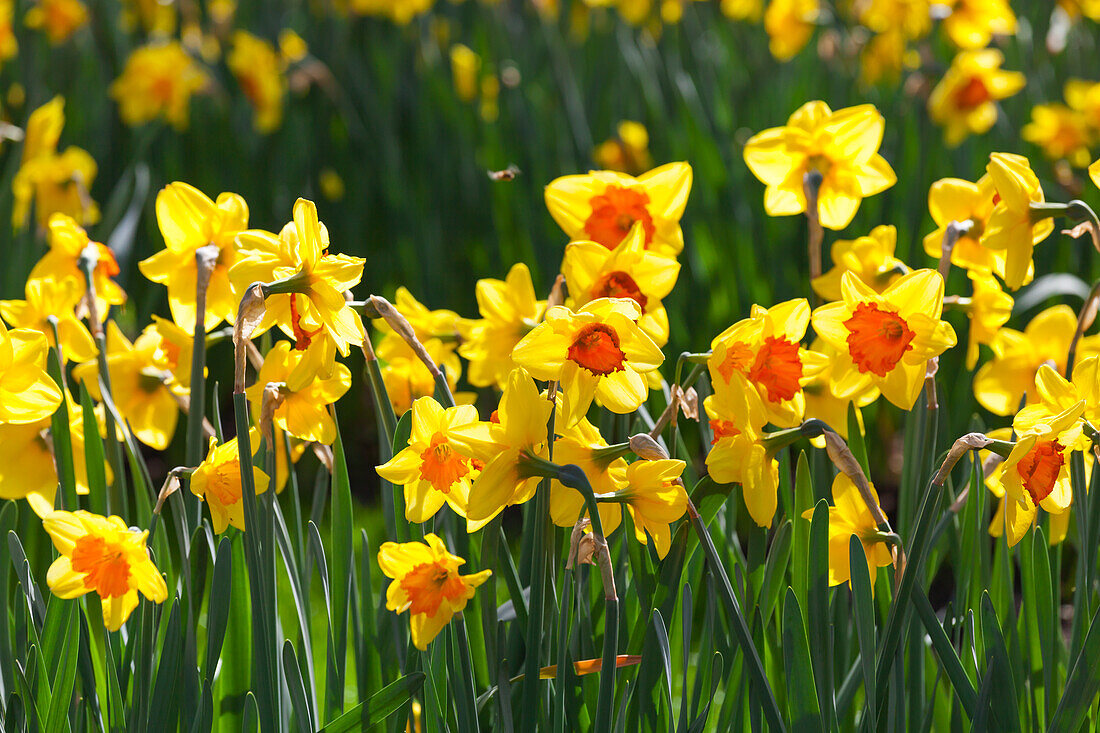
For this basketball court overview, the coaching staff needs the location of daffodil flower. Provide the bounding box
[801,472,893,590]
[980,153,1056,291]
[191,430,271,533]
[1022,104,1094,168]
[378,533,491,650]
[922,174,1025,282]
[962,271,1014,370]
[811,225,908,302]
[928,50,1024,147]
[548,417,629,530]
[0,277,96,363]
[43,510,168,631]
[28,214,125,321]
[0,321,63,425]
[617,458,688,559]
[24,0,89,43]
[512,298,664,428]
[110,41,209,130]
[763,0,819,61]
[743,101,896,230]
[801,337,878,447]
[939,0,1017,49]
[811,269,956,409]
[227,31,287,133]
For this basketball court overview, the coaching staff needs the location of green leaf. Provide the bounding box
[979,593,1020,733]
[8,532,45,626]
[848,537,876,730]
[46,348,77,512]
[43,600,77,733]
[781,588,822,732]
[911,590,977,719]
[1049,594,1100,733]
[79,388,108,516]
[283,641,314,733]
[807,500,833,730]
[148,601,183,730]
[759,520,792,626]
[205,537,233,679]
[686,652,723,733]
[318,672,426,732]
[328,411,354,717]
[1031,527,1056,727]
[792,452,812,607]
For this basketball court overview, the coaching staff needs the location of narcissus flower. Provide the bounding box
[973,305,1100,416]
[0,0,18,66]
[512,298,664,427]
[811,269,957,409]
[1066,79,1100,129]
[377,336,463,416]
[138,182,250,333]
[43,510,168,631]
[708,298,827,428]
[245,340,351,444]
[28,214,125,320]
[227,31,286,133]
[763,0,818,61]
[458,263,546,390]
[72,322,181,450]
[939,0,1017,49]
[811,225,907,302]
[980,153,1056,291]
[962,271,1013,370]
[858,0,931,39]
[801,338,879,445]
[720,0,761,20]
[378,534,490,650]
[922,175,1023,282]
[548,417,628,530]
[449,44,480,102]
[743,101,896,230]
[618,459,688,559]
[449,369,553,523]
[561,222,680,346]
[0,277,96,363]
[801,472,893,589]
[110,42,209,129]
[376,398,480,525]
[1022,104,1094,168]
[544,162,692,256]
[593,121,654,176]
[24,0,88,43]
[703,374,779,527]
[0,322,62,424]
[232,198,366,370]
[190,431,270,533]
[928,50,1024,147]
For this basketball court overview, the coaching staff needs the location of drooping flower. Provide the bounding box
[110,41,209,130]
[28,214,125,320]
[458,263,546,390]
[811,269,957,409]
[921,174,1024,282]
[190,431,271,533]
[0,277,96,363]
[973,305,1100,416]
[227,30,286,133]
[593,121,654,176]
[544,162,693,256]
[1022,104,1094,168]
[801,472,893,589]
[377,336,463,416]
[561,221,680,346]
[512,298,664,428]
[378,533,490,650]
[708,298,828,428]
[928,50,1025,147]
[43,510,168,631]
[938,0,1017,49]
[0,321,63,425]
[763,0,818,61]
[548,417,628,530]
[24,0,88,43]
[743,101,896,230]
[980,152,1056,291]
[811,225,908,302]
[619,459,688,559]
[376,397,481,525]
[138,182,250,333]
[962,271,1013,370]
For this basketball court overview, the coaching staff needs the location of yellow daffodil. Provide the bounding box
[619,458,688,558]
[450,44,480,103]
[0,321,62,424]
[548,417,628,530]
[1022,104,1094,168]
[28,214,126,320]
[120,0,175,33]
[858,0,931,40]
[763,0,818,61]
[980,153,1057,291]
[922,174,1024,282]
[801,338,879,445]
[190,431,271,533]
[110,41,209,130]
[973,305,1100,416]
[859,31,913,88]
[376,397,480,525]
[0,277,96,363]
[245,340,351,444]
[377,287,464,346]
[378,533,490,650]
[928,50,1025,147]
[512,298,664,427]
[139,182,250,333]
[962,271,1013,370]
[703,373,779,527]
[1066,79,1100,130]
[146,316,196,393]
[561,222,680,346]
[812,269,956,409]
[72,322,181,450]
[232,198,366,373]
[1092,158,1100,189]
[0,0,18,67]
[801,472,893,589]
[743,101,896,231]
[593,121,654,176]
[12,98,98,229]
[24,0,88,43]
[544,162,693,256]
[349,0,434,24]
[377,336,463,416]
[708,298,828,428]
[720,0,761,20]
[44,510,168,630]
[939,0,1017,49]
[1058,0,1100,20]
[227,31,286,133]
[458,262,546,390]
[811,225,908,302]
[448,368,553,523]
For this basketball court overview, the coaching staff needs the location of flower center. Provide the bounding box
[591,271,648,310]
[715,341,755,385]
[844,302,915,377]
[709,418,741,445]
[151,75,176,104]
[1016,439,1065,505]
[206,460,243,507]
[400,561,467,616]
[748,336,803,403]
[584,185,656,250]
[418,433,470,494]
[954,77,991,110]
[567,323,626,376]
[806,154,833,178]
[71,534,132,599]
